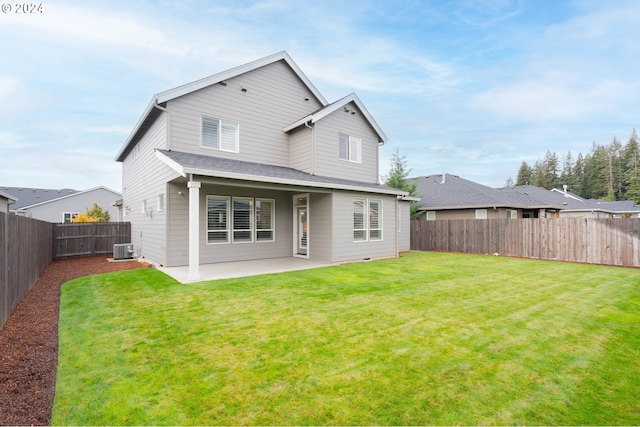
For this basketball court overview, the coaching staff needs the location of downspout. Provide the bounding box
[304,121,315,175]
[395,197,399,258]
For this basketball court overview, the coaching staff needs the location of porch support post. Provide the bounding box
[187,180,201,282]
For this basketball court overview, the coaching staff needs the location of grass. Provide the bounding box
[51,252,640,425]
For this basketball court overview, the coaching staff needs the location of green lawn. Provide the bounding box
[52,252,640,425]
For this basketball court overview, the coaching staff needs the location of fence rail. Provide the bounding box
[1,218,131,329]
[411,218,640,268]
[53,222,131,259]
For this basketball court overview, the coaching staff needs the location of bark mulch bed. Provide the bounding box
[0,257,147,426]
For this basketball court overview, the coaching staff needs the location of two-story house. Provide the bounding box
[116,51,411,281]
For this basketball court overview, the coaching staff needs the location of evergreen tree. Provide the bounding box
[560,151,575,189]
[509,128,640,202]
[385,149,420,219]
[515,161,534,186]
[622,129,640,202]
[581,143,609,199]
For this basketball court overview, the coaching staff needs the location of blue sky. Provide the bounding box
[1,0,639,191]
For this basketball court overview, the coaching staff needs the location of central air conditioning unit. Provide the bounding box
[113,243,134,260]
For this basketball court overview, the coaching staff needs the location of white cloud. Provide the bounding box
[0,3,189,54]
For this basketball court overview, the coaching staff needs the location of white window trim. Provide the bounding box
[353,198,383,242]
[206,195,230,244]
[232,197,254,243]
[476,209,488,220]
[426,211,436,221]
[62,212,78,223]
[141,199,147,214]
[339,133,362,164]
[353,197,367,242]
[201,115,240,153]
[206,196,277,245]
[255,198,275,242]
[157,194,165,212]
[369,199,383,241]
[507,209,517,219]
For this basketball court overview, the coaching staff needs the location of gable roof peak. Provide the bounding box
[283,91,388,144]
[156,50,327,105]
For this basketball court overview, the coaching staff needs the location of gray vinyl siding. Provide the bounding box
[331,191,398,263]
[313,101,379,183]
[166,183,293,267]
[0,198,7,213]
[18,188,121,223]
[289,126,313,174]
[398,200,411,251]
[121,112,177,266]
[167,60,323,167]
[308,192,333,263]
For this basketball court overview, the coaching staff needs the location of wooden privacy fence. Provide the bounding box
[54,222,131,259]
[1,212,54,329]
[1,218,132,329]
[411,218,640,268]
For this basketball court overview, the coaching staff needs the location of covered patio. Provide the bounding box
[158,257,331,283]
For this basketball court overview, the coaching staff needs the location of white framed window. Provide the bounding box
[369,199,382,241]
[232,197,253,243]
[157,194,165,212]
[339,133,362,163]
[256,198,275,242]
[141,199,147,214]
[353,198,367,241]
[207,196,230,244]
[353,198,382,242]
[476,209,488,219]
[201,116,239,153]
[63,212,78,223]
[426,211,436,221]
[507,209,517,219]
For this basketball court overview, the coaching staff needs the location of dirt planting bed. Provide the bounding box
[0,257,146,426]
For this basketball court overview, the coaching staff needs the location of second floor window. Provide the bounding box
[202,116,239,153]
[339,133,362,163]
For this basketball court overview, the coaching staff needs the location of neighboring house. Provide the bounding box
[0,189,17,214]
[414,173,640,220]
[115,51,412,280]
[2,186,122,223]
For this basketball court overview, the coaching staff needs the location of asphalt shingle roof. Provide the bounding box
[157,149,405,195]
[1,187,79,210]
[413,173,640,214]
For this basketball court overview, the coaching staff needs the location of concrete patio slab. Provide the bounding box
[158,257,331,283]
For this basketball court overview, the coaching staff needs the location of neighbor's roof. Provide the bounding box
[156,149,407,196]
[1,187,79,210]
[1,186,121,210]
[284,93,388,143]
[414,173,640,214]
[0,189,17,203]
[115,51,328,162]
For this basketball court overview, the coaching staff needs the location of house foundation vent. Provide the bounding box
[114,243,134,260]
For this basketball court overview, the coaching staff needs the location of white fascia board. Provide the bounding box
[155,150,187,177]
[314,93,388,143]
[0,190,17,202]
[283,115,313,133]
[115,96,158,162]
[156,51,327,105]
